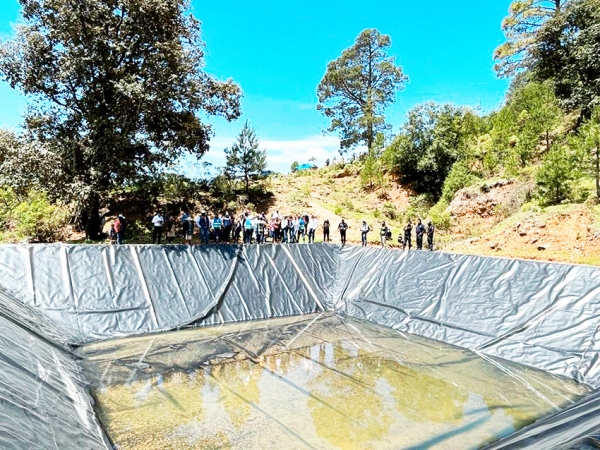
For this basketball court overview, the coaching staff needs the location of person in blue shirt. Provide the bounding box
[222,212,232,242]
[212,215,223,244]
[298,216,306,243]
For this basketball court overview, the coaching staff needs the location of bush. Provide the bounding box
[429,200,452,230]
[441,162,479,203]
[334,206,343,215]
[10,190,70,242]
[383,202,397,220]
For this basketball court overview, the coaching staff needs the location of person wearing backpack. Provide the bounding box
[380,221,390,248]
[360,221,370,247]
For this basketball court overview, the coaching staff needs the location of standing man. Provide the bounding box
[308,216,318,243]
[222,211,232,243]
[323,219,330,242]
[415,219,425,250]
[360,221,370,246]
[298,216,306,243]
[255,214,266,244]
[212,214,223,244]
[290,216,298,243]
[196,211,210,244]
[403,219,413,251]
[380,221,389,248]
[338,219,348,246]
[427,221,435,251]
[281,216,289,243]
[152,210,165,244]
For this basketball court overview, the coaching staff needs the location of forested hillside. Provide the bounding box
[0,0,599,266]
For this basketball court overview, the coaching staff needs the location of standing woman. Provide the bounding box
[323,219,330,242]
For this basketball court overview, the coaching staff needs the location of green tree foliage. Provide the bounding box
[490,81,563,170]
[572,108,600,199]
[317,29,407,154]
[291,161,299,172]
[494,0,565,78]
[224,121,267,195]
[0,130,65,199]
[536,143,579,204]
[0,0,241,239]
[531,0,600,117]
[388,103,482,198]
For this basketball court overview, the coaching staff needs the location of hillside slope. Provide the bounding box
[267,166,600,265]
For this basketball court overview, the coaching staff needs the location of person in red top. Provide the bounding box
[113,214,125,245]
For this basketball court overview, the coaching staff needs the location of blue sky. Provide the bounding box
[0,0,511,173]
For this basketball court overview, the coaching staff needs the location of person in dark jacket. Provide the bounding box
[338,219,348,246]
[427,221,435,251]
[403,219,413,251]
[323,219,330,242]
[222,212,232,242]
[415,219,425,250]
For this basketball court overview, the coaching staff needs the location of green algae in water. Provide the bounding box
[78,314,590,449]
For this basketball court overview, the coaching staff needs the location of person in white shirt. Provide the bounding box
[360,221,371,246]
[308,216,318,243]
[152,211,165,244]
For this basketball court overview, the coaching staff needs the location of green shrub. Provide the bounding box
[373,209,381,218]
[428,200,452,230]
[383,202,397,220]
[441,162,479,203]
[334,206,343,215]
[11,191,70,242]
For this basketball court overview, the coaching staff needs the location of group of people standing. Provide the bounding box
[114,208,435,250]
[358,218,434,250]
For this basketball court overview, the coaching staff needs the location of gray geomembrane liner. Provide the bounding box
[0,243,599,448]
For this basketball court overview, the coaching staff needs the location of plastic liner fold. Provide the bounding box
[0,289,108,449]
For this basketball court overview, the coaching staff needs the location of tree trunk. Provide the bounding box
[86,193,102,240]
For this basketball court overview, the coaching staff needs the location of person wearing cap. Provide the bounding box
[152,210,165,244]
[360,220,370,246]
